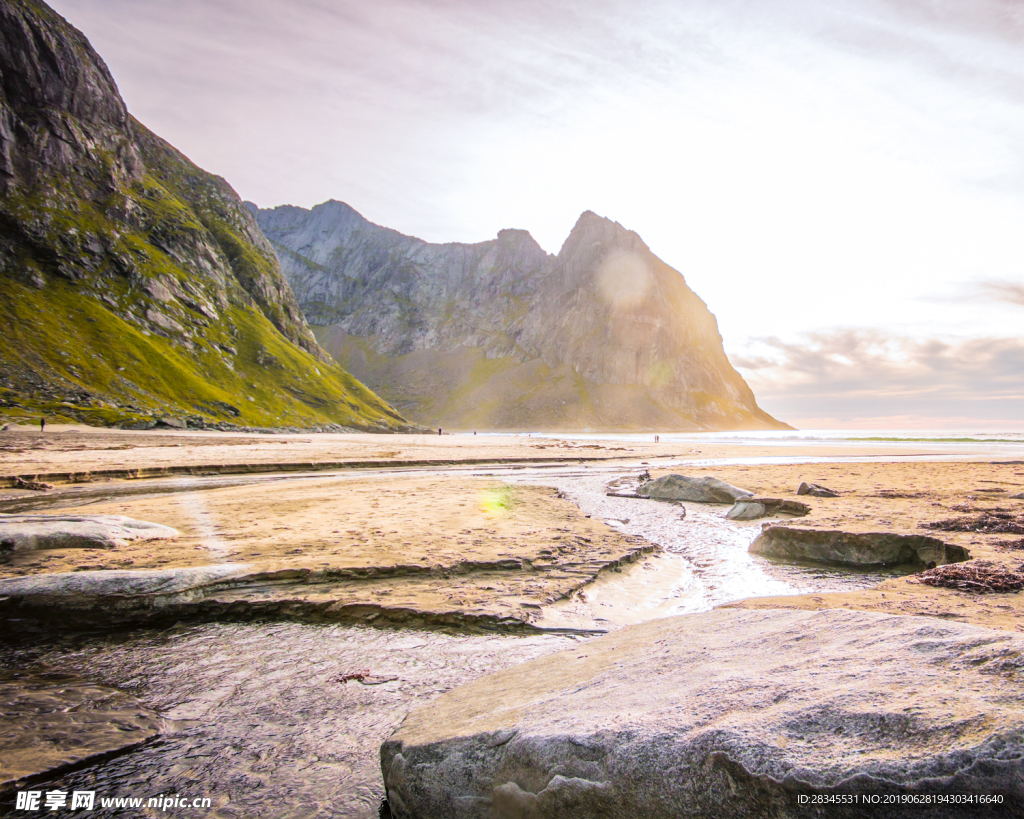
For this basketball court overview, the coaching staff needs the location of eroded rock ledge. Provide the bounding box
[0,514,178,552]
[381,608,1024,818]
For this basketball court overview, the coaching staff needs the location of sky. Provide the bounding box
[49,0,1024,429]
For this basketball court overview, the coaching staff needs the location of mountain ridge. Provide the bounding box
[0,0,411,431]
[256,200,788,431]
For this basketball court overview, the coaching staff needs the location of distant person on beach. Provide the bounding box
[40,417,45,433]
[438,428,442,436]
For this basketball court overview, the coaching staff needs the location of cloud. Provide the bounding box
[46,0,1024,378]
[733,330,1024,427]
[974,280,1024,307]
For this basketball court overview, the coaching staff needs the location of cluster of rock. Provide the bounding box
[726,497,811,521]
[117,416,367,434]
[797,481,839,498]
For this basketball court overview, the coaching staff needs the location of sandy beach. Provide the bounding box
[2,426,1023,816]
[2,425,1022,631]
[0,423,976,481]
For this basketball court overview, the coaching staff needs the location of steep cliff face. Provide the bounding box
[0,0,408,430]
[258,201,787,431]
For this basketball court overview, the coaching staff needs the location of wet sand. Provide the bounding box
[0,474,651,630]
[0,624,575,819]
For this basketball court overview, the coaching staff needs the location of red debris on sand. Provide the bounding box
[909,561,1024,594]
[921,514,1024,535]
[334,670,399,685]
[335,670,370,684]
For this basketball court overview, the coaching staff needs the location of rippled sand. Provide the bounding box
[0,624,574,818]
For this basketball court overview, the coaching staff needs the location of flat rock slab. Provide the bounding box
[382,609,1024,819]
[637,475,753,504]
[0,564,249,602]
[726,498,811,521]
[0,670,163,791]
[751,526,970,569]
[0,514,178,552]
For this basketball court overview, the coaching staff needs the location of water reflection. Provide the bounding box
[535,474,888,622]
[0,625,574,818]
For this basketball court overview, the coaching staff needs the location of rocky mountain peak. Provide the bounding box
[258,200,788,431]
[495,227,541,247]
[0,0,141,191]
[309,198,369,230]
[557,210,649,271]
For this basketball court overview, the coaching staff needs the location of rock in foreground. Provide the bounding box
[381,609,1024,818]
[751,526,969,569]
[637,474,753,504]
[0,514,178,553]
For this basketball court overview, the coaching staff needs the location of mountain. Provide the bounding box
[0,0,410,431]
[256,200,788,431]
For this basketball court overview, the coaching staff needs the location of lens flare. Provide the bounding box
[596,250,653,311]
[479,487,513,516]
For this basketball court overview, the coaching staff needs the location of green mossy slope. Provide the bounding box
[0,0,410,430]
[1,275,402,429]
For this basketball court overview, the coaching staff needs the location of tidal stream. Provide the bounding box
[0,460,898,817]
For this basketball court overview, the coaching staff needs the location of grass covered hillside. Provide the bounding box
[0,0,410,431]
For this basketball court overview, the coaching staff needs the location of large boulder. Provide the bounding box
[636,474,753,504]
[381,609,1024,818]
[750,526,969,569]
[0,514,179,553]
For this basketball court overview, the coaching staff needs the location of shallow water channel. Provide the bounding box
[0,460,897,817]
